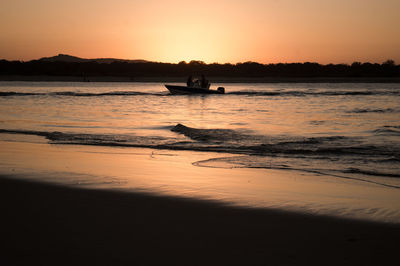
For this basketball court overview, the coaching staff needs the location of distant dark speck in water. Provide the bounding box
[310,121,325,125]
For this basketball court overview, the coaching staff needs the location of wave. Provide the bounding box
[226,90,400,97]
[343,168,400,178]
[372,126,400,136]
[0,129,169,147]
[1,125,399,186]
[0,91,166,97]
[171,123,243,142]
[2,124,398,159]
[347,108,398,113]
[0,92,44,96]
[50,91,165,96]
[2,89,399,97]
[171,124,400,157]
[193,156,400,189]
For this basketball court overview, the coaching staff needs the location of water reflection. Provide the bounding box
[1,140,399,223]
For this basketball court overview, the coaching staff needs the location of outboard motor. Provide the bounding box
[217,87,225,94]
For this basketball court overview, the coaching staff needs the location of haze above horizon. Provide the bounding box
[1,0,400,64]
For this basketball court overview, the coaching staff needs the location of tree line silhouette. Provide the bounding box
[0,59,399,78]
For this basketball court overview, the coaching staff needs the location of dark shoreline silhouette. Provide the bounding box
[2,75,400,83]
[1,55,399,82]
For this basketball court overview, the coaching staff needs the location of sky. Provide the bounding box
[1,0,400,64]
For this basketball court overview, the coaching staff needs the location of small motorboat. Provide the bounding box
[165,85,225,95]
[166,75,225,95]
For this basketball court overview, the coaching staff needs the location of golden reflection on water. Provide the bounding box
[0,139,399,223]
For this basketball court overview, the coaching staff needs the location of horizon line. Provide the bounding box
[1,54,397,66]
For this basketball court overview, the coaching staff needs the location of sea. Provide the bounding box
[1,81,399,222]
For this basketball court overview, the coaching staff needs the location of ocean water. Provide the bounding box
[1,81,400,221]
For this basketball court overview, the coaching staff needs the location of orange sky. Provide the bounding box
[1,0,399,64]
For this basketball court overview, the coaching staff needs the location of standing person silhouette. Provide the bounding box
[201,74,209,89]
[186,75,193,87]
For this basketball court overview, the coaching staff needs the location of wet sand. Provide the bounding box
[1,175,399,266]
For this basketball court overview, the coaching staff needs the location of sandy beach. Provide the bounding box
[0,139,399,265]
[1,174,399,266]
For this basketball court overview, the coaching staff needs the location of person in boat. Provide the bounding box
[200,74,209,89]
[186,75,193,87]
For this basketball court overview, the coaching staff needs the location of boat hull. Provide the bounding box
[165,85,224,95]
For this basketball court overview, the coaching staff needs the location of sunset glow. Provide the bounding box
[1,0,400,63]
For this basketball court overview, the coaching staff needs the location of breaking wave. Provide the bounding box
[1,124,399,158]
[170,124,399,158]
[1,124,399,155]
[1,123,399,188]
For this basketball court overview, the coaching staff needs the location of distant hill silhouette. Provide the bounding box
[39,54,149,64]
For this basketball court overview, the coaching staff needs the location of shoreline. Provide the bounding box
[1,75,400,83]
[1,138,399,224]
[1,174,399,265]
